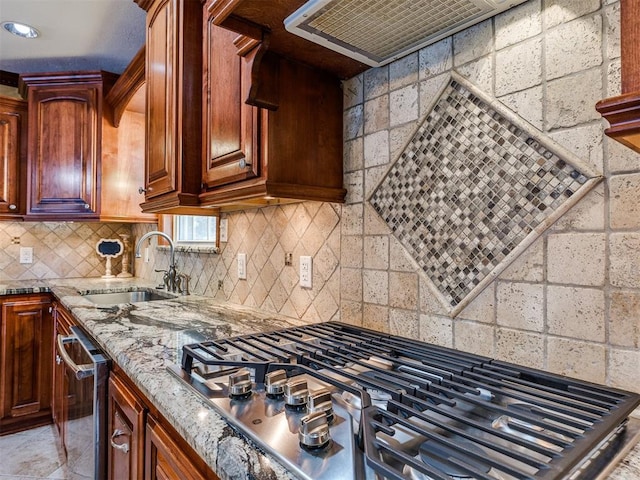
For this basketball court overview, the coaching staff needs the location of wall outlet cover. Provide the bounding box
[238,253,247,280]
[19,247,33,264]
[300,255,312,288]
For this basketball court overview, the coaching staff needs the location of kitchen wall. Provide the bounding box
[135,0,640,393]
[0,222,132,280]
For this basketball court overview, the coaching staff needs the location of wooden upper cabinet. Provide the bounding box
[199,11,346,209]
[0,96,27,216]
[137,0,203,214]
[19,72,114,219]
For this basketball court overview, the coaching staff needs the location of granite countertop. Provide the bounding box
[1,278,639,480]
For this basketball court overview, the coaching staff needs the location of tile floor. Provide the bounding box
[0,425,67,479]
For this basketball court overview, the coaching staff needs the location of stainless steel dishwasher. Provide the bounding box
[56,325,109,480]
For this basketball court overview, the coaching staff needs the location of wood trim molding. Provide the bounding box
[105,47,146,127]
[596,92,640,154]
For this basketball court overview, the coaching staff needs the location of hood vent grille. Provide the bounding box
[285,0,527,67]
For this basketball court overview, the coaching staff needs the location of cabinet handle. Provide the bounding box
[8,204,16,210]
[110,429,130,454]
[239,158,252,169]
[138,187,147,194]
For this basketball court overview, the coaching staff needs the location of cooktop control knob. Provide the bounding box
[229,369,252,398]
[299,411,331,450]
[265,369,288,397]
[307,388,334,423]
[284,378,309,409]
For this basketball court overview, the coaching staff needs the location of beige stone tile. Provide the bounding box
[607,58,621,98]
[456,56,493,94]
[344,137,363,173]
[609,291,640,348]
[418,38,452,80]
[545,68,602,130]
[364,94,389,134]
[453,19,493,66]
[458,285,495,324]
[548,122,604,173]
[389,308,419,339]
[363,66,389,100]
[547,285,605,342]
[610,233,640,288]
[607,136,640,173]
[419,74,450,118]
[499,238,544,282]
[609,349,640,393]
[340,204,363,236]
[547,337,606,384]
[453,320,495,357]
[312,286,339,322]
[344,105,363,140]
[389,272,419,310]
[341,300,363,326]
[340,235,363,269]
[390,238,416,272]
[390,52,419,91]
[363,304,389,332]
[419,314,453,348]
[610,173,640,229]
[364,165,389,198]
[498,85,543,130]
[605,2,621,60]
[363,270,388,305]
[547,233,605,286]
[495,37,542,96]
[343,74,363,109]
[341,268,362,302]
[390,122,420,160]
[545,15,602,81]
[390,84,419,127]
[551,183,605,231]
[364,205,391,235]
[496,282,544,332]
[495,0,541,50]
[419,277,448,316]
[344,171,363,205]
[364,236,389,270]
[543,0,601,29]
[496,328,544,369]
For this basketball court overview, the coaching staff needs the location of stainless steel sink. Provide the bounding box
[81,290,174,305]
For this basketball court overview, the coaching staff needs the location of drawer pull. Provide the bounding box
[111,429,130,454]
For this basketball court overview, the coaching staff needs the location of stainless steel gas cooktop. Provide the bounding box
[168,322,640,480]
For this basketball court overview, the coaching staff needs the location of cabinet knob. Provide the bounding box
[239,158,252,169]
[138,187,147,194]
[8,204,16,210]
[84,203,90,209]
[110,429,130,454]
[56,354,62,365]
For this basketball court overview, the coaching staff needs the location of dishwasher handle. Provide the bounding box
[56,334,95,380]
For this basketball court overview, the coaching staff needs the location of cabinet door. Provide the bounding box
[145,415,207,480]
[0,97,26,215]
[0,295,53,434]
[108,372,146,480]
[22,75,102,218]
[142,0,202,209]
[202,23,259,189]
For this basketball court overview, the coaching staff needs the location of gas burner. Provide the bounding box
[403,438,492,480]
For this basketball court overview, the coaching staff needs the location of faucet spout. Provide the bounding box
[134,231,178,292]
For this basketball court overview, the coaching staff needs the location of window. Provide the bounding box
[174,215,218,245]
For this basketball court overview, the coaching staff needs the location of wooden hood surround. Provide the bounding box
[596,0,640,153]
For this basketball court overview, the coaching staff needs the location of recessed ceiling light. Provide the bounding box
[2,21,39,39]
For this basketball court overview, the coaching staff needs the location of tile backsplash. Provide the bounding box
[0,222,132,280]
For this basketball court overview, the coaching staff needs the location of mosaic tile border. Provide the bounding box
[369,72,603,317]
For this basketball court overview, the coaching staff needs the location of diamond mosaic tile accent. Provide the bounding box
[369,73,601,315]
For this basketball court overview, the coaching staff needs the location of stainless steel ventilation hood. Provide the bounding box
[285,0,528,67]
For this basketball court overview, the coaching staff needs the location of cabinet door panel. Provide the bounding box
[27,87,99,215]
[0,295,53,434]
[145,0,175,199]
[202,23,258,189]
[0,97,26,214]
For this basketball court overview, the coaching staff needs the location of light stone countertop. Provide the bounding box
[0,278,638,480]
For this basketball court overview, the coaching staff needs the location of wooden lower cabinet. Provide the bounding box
[109,369,219,480]
[52,303,73,448]
[0,294,53,435]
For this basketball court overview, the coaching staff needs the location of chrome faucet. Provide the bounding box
[134,231,179,293]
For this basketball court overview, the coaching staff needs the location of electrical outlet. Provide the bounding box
[220,218,228,243]
[300,256,312,288]
[238,253,247,280]
[19,247,33,264]
[285,253,292,266]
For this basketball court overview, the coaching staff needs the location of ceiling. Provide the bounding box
[0,0,146,75]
